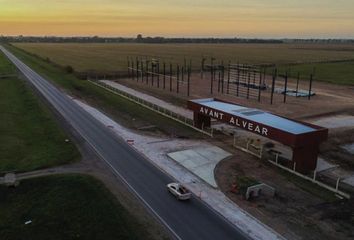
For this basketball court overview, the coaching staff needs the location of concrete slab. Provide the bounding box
[196,146,231,161]
[343,176,354,187]
[316,158,338,172]
[311,115,354,129]
[341,143,354,154]
[168,146,232,187]
[324,167,354,180]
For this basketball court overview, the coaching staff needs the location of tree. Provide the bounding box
[136,34,143,42]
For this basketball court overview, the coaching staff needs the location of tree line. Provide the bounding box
[0,35,353,44]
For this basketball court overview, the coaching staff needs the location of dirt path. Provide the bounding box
[101,80,193,119]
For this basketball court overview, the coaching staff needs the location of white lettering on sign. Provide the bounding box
[229,117,269,136]
[199,107,269,136]
[199,107,224,120]
[255,125,261,134]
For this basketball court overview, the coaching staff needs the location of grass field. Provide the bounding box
[13,43,354,85]
[5,44,204,138]
[0,174,151,240]
[0,51,79,172]
[277,61,354,85]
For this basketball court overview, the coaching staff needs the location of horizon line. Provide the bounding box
[2,35,354,41]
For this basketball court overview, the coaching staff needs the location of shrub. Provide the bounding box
[65,65,74,73]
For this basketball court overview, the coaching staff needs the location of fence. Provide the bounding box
[268,154,350,199]
[127,57,192,96]
[87,79,213,137]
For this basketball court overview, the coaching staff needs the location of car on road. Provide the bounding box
[167,183,192,200]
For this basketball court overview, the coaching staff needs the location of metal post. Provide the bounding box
[187,66,191,96]
[169,63,172,92]
[227,61,230,94]
[221,62,224,94]
[181,66,184,84]
[127,59,130,78]
[210,59,214,94]
[184,57,186,77]
[201,57,205,79]
[258,68,262,102]
[218,70,221,93]
[284,71,288,103]
[151,62,154,86]
[141,60,144,80]
[253,69,256,85]
[271,69,277,104]
[177,65,180,93]
[247,71,250,99]
[263,67,267,85]
[132,61,135,81]
[308,74,313,100]
[163,62,166,89]
[336,177,340,191]
[296,72,300,97]
[146,60,149,84]
[236,66,240,96]
[157,62,160,88]
[213,66,216,85]
[136,57,139,82]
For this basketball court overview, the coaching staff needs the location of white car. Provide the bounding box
[167,183,192,200]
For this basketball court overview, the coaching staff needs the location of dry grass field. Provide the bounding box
[13,43,354,84]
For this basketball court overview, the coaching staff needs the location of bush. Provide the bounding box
[65,65,74,73]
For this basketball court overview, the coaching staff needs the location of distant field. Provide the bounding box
[13,43,354,85]
[277,61,354,85]
[0,51,79,172]
[0,175,151,240]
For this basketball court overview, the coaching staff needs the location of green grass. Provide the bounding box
[0,52,80,172]
[5,44,204,138]
[0,174,151,240]
[276,61,354,85]
[13,42,354,85]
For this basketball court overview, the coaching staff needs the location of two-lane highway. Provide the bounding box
[1,45,249,240]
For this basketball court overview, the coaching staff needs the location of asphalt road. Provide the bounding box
[1,45,249,240]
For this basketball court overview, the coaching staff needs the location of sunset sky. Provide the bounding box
[1,0,354,38]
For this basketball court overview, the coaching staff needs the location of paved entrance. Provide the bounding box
[167,146,232,187]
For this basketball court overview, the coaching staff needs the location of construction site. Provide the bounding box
[85,55,354,239]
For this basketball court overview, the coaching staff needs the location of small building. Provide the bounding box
[188,98,328,173]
